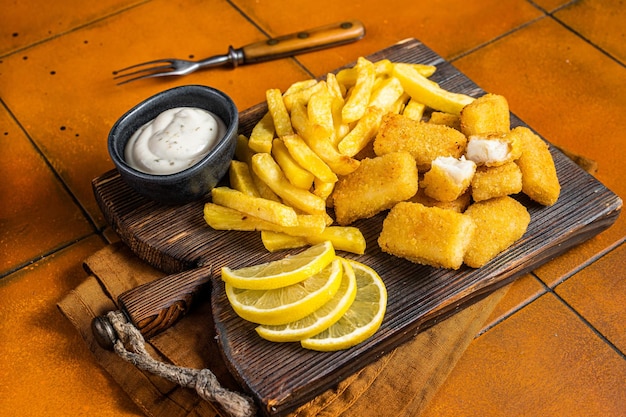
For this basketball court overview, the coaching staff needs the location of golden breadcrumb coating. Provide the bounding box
[460,93,510,137]
[471,161,523,202]
[428,111,462,131]
[410,187,472,213]
[378,202,476,270]
[332,152,418,225]
[463,196,531,268]
[421,156,476,202]
[514,126,561,206]
[373,113,467,171]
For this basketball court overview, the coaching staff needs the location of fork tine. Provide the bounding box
[115,71,176,86]
[113,65,174,80]
[113,59,177,84]
[113,58,174,74]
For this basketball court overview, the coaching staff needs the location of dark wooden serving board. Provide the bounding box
[93,39,622,416]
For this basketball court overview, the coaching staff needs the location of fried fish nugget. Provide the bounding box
[514,126,561,206]
[465,132,522,167]
[332,152,418,225]
[409,187,471,213]
[460,93,510,137]
[421,156,476,202]
[470,161,523,202]
[373,113,467,172]
[463,196,530,268]
[378,202,476,270]
[428,111,461,131]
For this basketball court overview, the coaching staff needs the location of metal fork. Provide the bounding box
[113,20,365,85]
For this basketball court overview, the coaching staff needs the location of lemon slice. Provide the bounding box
[221,241,335,290]
[301,259,387,351]
[255,258,358,342]
[225,257,342,325]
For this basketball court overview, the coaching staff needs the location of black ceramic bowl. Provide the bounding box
[108,85,238,204]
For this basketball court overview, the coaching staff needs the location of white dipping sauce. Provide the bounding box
[124,107,226,175]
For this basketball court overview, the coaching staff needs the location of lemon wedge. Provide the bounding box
[225,257,342,325]
[255,258,358,342]
[300,259,387,351]
[221,241,335,290]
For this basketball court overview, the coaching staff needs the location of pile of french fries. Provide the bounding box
[203,57,475,254]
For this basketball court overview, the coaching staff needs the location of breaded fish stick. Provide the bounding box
[471,161,523,202]
[378,202,476,270]
[460,93,510,137]
[514,126,561,206]
[332,152,418,225]
[463,196,531,268]
[421,156,476,202]
[374,113,467,171]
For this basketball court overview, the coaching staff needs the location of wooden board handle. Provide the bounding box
[92,264,212,349]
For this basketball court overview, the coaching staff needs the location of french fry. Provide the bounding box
[283,80,325,112]
[307,82,335,140]
[261,226,366,255]
[234,134,251,162]
[283,78,317,96]
[248,111,275,153]
[251,152,327,215]
[393,63,475,115]
[402,98,426,121]
[336,59,436,87]
[271,138,315,190]
[261,231,308,252]
[313,177,335,203]
[211,186,298,227]
[234,135,282,202]
[229,160,260,197]
[341,57,376,123]
[304,124,361,176]
[326,73,349,144]
[326,72,346,98]
[368,76,405,114]
[306,226,366,255]
[290,100,359,175]
[337,106,384,157]
[266,88,293,137]
[281,133,338,184]
[204,203,326,236]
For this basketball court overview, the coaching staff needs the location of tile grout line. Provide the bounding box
[537,236,626,290]
[551,286,626,360]
[537,241,626,360]
[0,232,106,281]
[476,236,626,338]
[0,97,102,233]
[447,14,547,63]
[225,0,316,79]
[0,0,153,60]
[528,0,626,70]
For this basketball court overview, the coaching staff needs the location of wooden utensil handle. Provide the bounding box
[241,20,365,63]
[92,264,212,349]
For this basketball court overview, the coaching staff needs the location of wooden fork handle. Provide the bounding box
[240,20,365,64]
[91,264,212,350]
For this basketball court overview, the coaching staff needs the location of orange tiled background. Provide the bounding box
[1,0,624,416]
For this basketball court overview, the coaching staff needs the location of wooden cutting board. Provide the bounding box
[93,39,623,416]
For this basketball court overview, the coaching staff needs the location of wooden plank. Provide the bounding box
[92,38,623,416]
